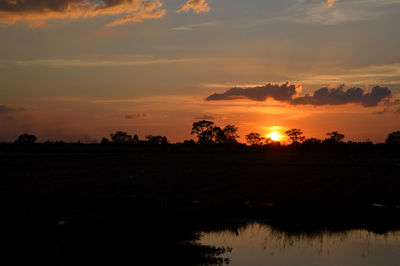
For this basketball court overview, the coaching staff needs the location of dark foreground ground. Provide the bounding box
[1,143,400,265]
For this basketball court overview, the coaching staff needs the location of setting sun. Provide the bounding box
[268,132,281,141]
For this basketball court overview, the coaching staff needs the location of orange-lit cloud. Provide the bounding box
[206,83,393,107]
[106,0,166,26]
[0,0,166,27]
[177,0,210,13]
[324,0,338,8]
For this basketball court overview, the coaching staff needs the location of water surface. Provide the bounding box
[200,223,400,265]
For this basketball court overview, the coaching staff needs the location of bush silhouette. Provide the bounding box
[15,134,37,144]
[145,135,168,145]
[385,131,400,144]
[110,131,132,144]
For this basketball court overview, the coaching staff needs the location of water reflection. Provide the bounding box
[200,223,400,266]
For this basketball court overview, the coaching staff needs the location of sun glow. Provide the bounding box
[268,132,281,141]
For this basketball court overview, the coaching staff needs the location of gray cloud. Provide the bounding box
[124,112,149,119]
[0,104,24,114]
[293,85,392,107]
[206,82,298,102]
[206,83,393,107]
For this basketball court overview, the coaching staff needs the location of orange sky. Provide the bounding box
[0,0,399,143]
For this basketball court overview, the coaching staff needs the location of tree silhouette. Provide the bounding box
[15,134,37,144]
[325,131,345,143]
[285,128,305,144]
[133,134,139,144]
[245,133,266,146]
[385,131,400,144]
[100,137,110,144]
[214,125,239,144]
[303,138,321,144]
[146,135,168,145]
[191,120,215,144]
[110,131,132,144]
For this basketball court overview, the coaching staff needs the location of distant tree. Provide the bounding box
[183,139,196,145]
[325,131,345,143]
[214,125,239,144]
[191,120,215,144]
[223,125,239,144]
[245,133,266,146]
[100,137,110,144]
[385,131,400,144]
[15,134,37,144]
[132,134,139,144]
[303,138,321,145]
[213,126,224,143]
[285,128,305,144]
[145,135,168,145]
[110,131,132,144]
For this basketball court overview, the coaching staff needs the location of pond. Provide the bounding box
[200,223,400,265]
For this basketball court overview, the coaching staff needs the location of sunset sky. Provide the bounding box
[1,0,400,143]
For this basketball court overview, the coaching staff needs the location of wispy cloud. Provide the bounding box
[0,0,167,28]
[201,63,400,92]
[170,21,219,31]
[13,57,219,68]
[260,0,400,25]
[301,64,400,85]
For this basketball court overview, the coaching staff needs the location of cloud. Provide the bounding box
[206,82,299,102]
[124,112,149,119]
[170,21,219,31]
[324,0,338,8]
[0,104,24,114]
[0,0,166,27]
[373,99,400,115]
[292,85,392,107]
[258,0,400,25]
[14,57,219,68]
[300,63,400,85]
[206,83,393,107]
[177,0,210,13]
[106,0,166,27]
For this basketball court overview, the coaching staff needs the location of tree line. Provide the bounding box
[245,129,345,146]
[10,120,400,145]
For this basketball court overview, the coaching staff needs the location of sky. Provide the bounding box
[1,0,400,143]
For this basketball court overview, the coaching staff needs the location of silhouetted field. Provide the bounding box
[1,143,400,265]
